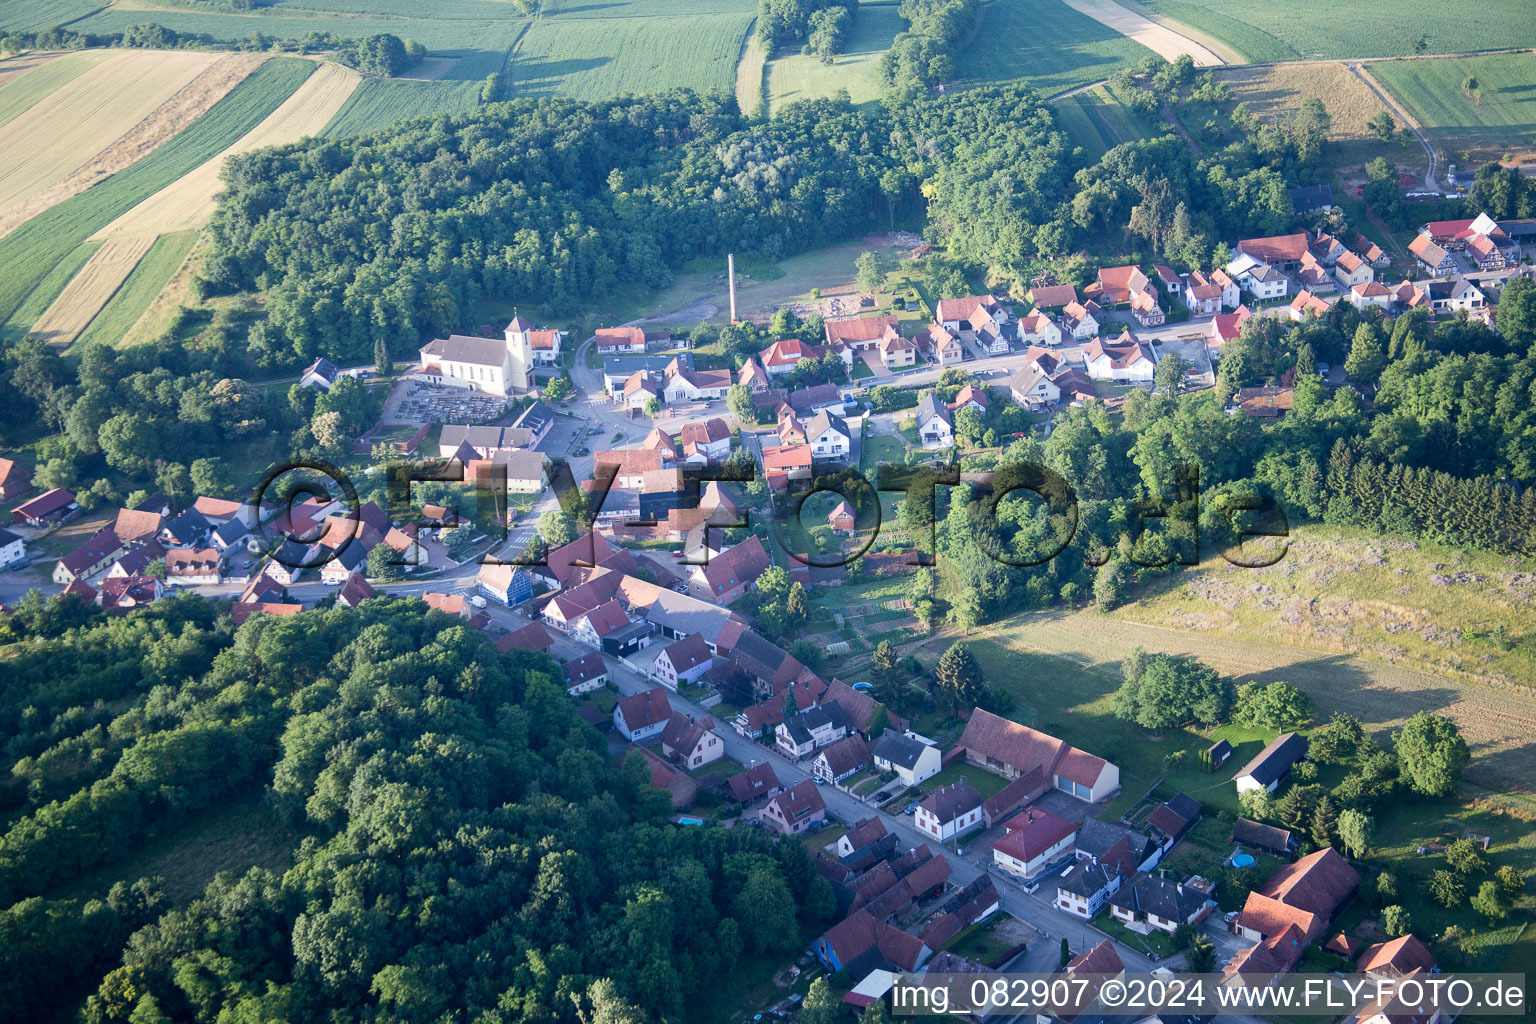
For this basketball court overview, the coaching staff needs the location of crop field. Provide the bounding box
[766,1,903,113]
[75,231,196,349]
[27,235,156,347]
[1137,0,1536,62]
[0,57,316,324]
[1062,0,1223,66]
[62,1,528,82]
[1370,52,1536,166]
[322,77,481,137]
[507,13,753,101]
[0,52,110,126]
[735,32,765,115]
[0,51,221,219]
[96,61,360,239]
[0,0,105,33]
[961,0,1155,98]
[0,240,98,346]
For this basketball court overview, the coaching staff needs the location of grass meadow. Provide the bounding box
[0,57,315,323]
[1137,0,1536,62]
[1052,81,1158,159]
[1370,52,1536,165]
[322,77,483,137]
[766,1,904,113]
[961,0,1155,98]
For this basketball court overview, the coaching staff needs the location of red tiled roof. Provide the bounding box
[495,621,555,653]
[1238,232,1310,263]
[992,808,1077,862]
[615,686,672,733]
[824,315,899,345]
[1358,934,1436,976]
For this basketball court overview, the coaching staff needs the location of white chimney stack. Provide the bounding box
[728,252,737,323]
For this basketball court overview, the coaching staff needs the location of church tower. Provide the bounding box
[504,312,533,392]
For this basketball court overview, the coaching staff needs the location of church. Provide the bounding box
[417,315,560,396]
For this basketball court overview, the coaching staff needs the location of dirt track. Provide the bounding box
[1062,0,1225,67]
[983,610,1536,797]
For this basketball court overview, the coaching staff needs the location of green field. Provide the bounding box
[1053,81,1156,159]
[1140,0,1536,62]
[60,1,526,81]
[74,231,197,349]
[766,1,904,113]
[322,77,483,137]
[960,0,1155,98]
[508,12,753,101]
[0,0,105,33]
[0,240,98,346]
[0,52,106,128]
[0,57,316,324]
[1371,53,1536,164]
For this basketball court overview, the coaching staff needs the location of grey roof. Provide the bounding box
[440,424,534,452]
[917,392,950,427]
[422,334,508,367]
[482,449,546,482]
[783,703,850,745]
[1236,732,1308,787]
[1288,184,1334,211]
[1058,860,1121,899]
[1108,874,1207,923]
[805,409,849,441]
[214,518,249,545]
[1077,818,1150,864]
[605,354,689,377]
[162,507,210,544]
[644,593,738,643]
[304,357,339,383]
[0,527,21,545]
[872,730,931,771]
[513,400,554,435]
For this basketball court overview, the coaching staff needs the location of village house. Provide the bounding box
[1227,254,1291,300]
[775,702,851,760]
[1015,308,1062,347]
[0,527,26,570]
[99,575,164,613]
[1333,250,1375,289]
[0,458,32,501]
[1296,252,1338,294]
[872,731,942,787]
[1288,184,1334,215]
[979,768,1048,830]
[1235,732,1308,794]
[915,780,986,843]
[877,332,918,369]
[1235,386,1295,419]
[1357,934,1437,980]
[660,713,724,769]
[777,409,807,446]
[949,383,990,415]
[561,650,608,694]
[595,326,647,355]
[759,337,823,376]
[725,762,781,806]
[805,410,851,458]
[916,393,954,448]
[761,444,814,489]
[613,686,673,742]
[1027,283,1077,309]
[476,563,536,606]
[1425,277,1486,312]
[661,359,731,403]
[1208,304,1254,346]
[761,779,827,835]
[811,733,873,784]
[1350,281,1392,311]
[1055,860,1124,920]
[1184,271,1226,316]
[1237,232,1310,271]
[1232,847,1359,946]
[737,356,771,392]
[1352,234,1389,266]
[937,295,1008,333]
[1152,263,1182,294]
[1007,362,1060,408]
[165,547,222,586]
[991,807,1077,879]
[691,534,770,605]
[300,357,339,391]
[1059,299,1102,340]
[1232,818,1298,858]
[335,572,376,609]
[678,418,732,463]
[1391,280,1429,312]
[1288,290,1331,321]
[53,527,124,585]
[827,500,856,536]
[837,818,890,860]
[651,633,713,689]
[1107,874,1212,935]
[1408,233,1457,276]
[959,708,1120,802]
[528,326,564,364]
[921,323,965,366]
[824,314,901,359]
[1084,332,1156,383]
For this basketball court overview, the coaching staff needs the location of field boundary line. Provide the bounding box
[28,234,156,348]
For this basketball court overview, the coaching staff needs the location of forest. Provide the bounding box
[0,595,836,1024]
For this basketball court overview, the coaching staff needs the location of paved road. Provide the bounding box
[1347,63,1437,192]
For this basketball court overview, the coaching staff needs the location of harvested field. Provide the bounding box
[0,240,99,345]
[0,53,267,240]
[962,0,1155,97]
[76,231,197,350]
[1062,0,1223,66]
[27,235,156,346]
[95,61,360,239]
[0,50,220,217]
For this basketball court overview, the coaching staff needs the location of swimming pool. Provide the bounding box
[677,816,704,826]
[1232,853,1255,868]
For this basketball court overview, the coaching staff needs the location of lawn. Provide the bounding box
[1370,52,1536,166]
[1137,0,1536,62]
[322,77,483,138]
[960,0,1155,98]
[1054,81,1159,159]
[507,11,753,102]
[0,57,317,323]
[766,1,905,114]
[946,915,1021,962]
[1092,908,1178,957]
[925,760,1013,801]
